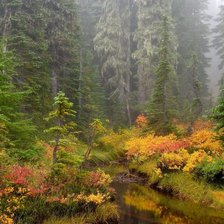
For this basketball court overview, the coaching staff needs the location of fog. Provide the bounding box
[207,0,223,98]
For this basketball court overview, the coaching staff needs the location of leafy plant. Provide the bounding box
[195,159,224,184]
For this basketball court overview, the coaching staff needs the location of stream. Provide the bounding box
[112,182,224,224]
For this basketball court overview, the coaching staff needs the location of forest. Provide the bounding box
[0,0,224,223]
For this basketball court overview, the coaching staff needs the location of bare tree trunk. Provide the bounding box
[2,4,12,53]
[52,68,58,96]
[125,0,132,127]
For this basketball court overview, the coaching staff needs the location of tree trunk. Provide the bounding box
[78,48,83,119]
[53,117,62,163]
[53,134,60,163]
[84,144,92,161]
[126,0,132,126]
[52,68,58,96]
[2,4,12,53]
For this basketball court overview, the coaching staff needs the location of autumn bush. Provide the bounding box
[125,133,190,160]
[189,129,223,155]
[0,162,114,224]
[159,149,190,171]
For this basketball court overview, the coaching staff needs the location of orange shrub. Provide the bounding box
[125,134,190,159]
[193,119,213,131]
[135,114,149,129]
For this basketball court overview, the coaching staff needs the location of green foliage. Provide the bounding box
[195,159,224,184]
[94,0,132,126]
[45,91,77,163]
[149,15,178,135]
[9,144,45,163]
[57,150,83,167]
[212,98,224,143]
[0,41,36,160]
[84,119,106,161]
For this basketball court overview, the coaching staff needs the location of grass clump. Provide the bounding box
[137,160,162,185]
[95,202,119,223]
[44,202,119,224]
[158,172,213,205]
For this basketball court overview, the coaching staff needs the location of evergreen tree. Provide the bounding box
[0,0,51,126]
[77,0,105,128]
[0,0,81,129]
[149,15,178,135]
[94,0,132,126]
[45,0,80,101]
[45,91,76,163]
[173,0,210,116]
[0,41,36,158]
[212,98,224,144]
[133,0,167,108]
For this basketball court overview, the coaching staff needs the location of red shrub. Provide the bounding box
[6,166,31,186]
[156,140,191,153]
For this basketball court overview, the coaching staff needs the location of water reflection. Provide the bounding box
[113,183,224,224]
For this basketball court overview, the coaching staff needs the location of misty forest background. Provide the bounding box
[1,1,224,223]
[1,0,224,157]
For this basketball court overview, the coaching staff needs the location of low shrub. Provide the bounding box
[159,149,189,171]
[194,159,224,184]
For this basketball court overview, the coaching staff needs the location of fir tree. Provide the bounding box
[0,41,36,158]
[149,15,178,135]
[133,0,167,108]
[45,91,76,163]
[212,99,224,144]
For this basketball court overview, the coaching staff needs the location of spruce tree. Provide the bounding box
[149,15,178,135]
[0,0,52,126]
[212,99,224,144]
[0,41,36,158]
[77,0,106,128]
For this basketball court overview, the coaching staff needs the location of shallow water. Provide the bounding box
[112,182,224,224]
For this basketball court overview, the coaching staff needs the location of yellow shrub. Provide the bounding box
[0,214,14,224]
[159,149,190,170]
[190,129,223,155]
[74,192,110,205]
[99,129,133,150]
[125,134,184,159]
[183,150,213,172]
